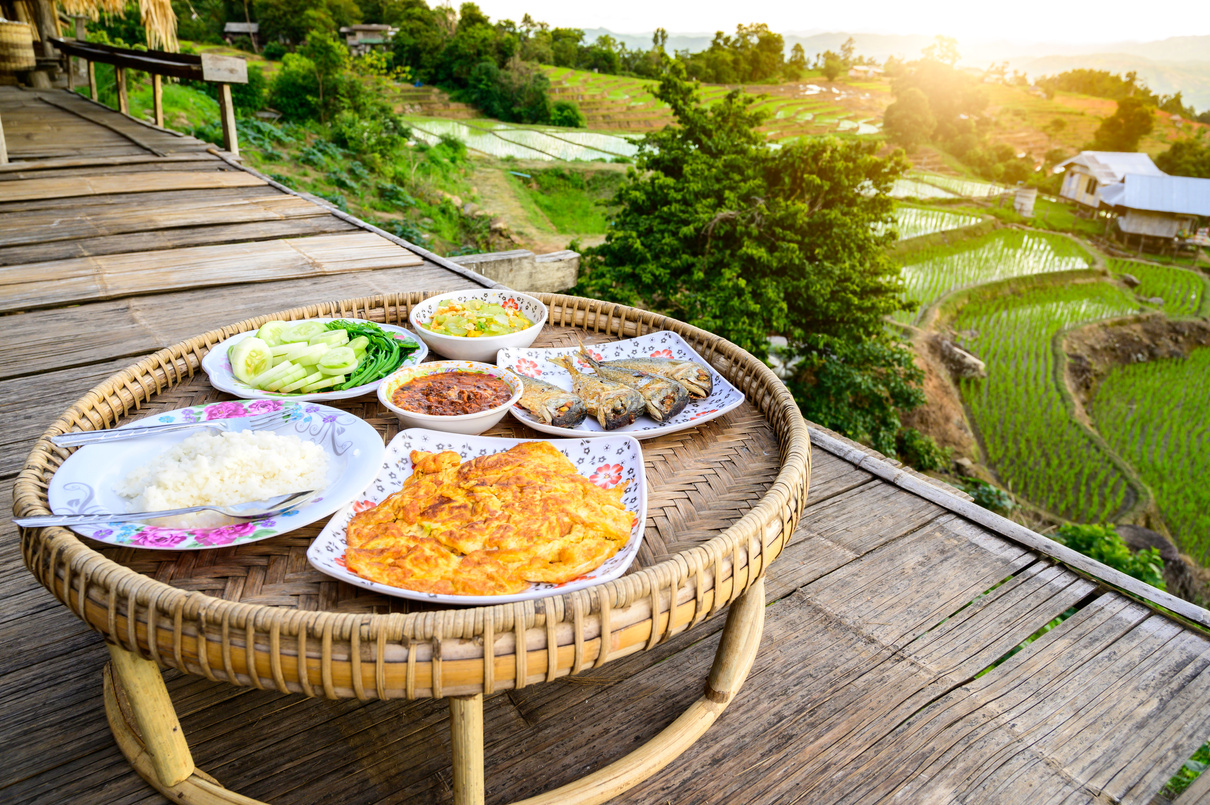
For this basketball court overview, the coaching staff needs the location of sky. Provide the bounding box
[468,0,1210,46]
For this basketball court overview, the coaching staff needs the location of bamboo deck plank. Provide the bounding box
[0,152,223,177]
[0,183,285,213]
[0,232,425,313]
[3,169,264,202]
[0,194,325,248]
[0,216,359,265]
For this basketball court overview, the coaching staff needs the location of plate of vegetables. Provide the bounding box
[202,318,428,401]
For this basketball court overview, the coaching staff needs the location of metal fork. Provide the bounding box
[50,404,302,448]
[14,490,318,528]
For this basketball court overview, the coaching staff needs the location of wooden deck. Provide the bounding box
[4,85,1210,804]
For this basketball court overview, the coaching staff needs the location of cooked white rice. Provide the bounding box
[116,429,329,525]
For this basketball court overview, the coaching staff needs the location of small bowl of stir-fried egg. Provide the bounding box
[408,290,547,362]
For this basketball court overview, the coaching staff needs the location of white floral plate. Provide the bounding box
[201,318,427,401]
[308,428,647,605]
[47,400,385,550]
[497,330,745,439]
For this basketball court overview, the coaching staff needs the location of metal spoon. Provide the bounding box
[14,490,318,528]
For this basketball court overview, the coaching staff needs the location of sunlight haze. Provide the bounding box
[471,0,1210,46]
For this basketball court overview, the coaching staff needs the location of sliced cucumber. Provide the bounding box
[255,320,290,347]
[250,359,296,388]
[281,321,328,343]
[301,374,344,393]
[279,370,325,394]
[264,365,307,392]
[270,342,308,362]
[295,343,331,367]
[229,337,273,384]
[309,330,349,348]
[317,346,358,376]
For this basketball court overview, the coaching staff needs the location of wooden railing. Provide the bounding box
[49,38,249,156]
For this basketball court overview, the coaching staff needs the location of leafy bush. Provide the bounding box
[896,428,949,471]
[263,42,288,61]
[550,100,586,128]
[1054,524,1165,590]
[269,53,321,121]
[965,480,1015,514]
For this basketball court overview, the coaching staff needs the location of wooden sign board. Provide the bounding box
[200,53,248,84]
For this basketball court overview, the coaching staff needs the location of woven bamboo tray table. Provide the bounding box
[15,293,812,805]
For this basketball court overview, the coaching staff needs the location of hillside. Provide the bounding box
[582,29,1210,111]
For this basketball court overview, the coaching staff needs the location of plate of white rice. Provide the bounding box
[46,400,384,550]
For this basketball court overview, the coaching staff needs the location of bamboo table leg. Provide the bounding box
[107,644,194,787]
[510,575,768,805]
[451,693,486,805]
[102,578,767,805]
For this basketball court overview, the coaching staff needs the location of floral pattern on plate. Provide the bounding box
[307,427,647,605]
[200,318,427,402]
[497,330,746,439]
[46,400,385,550]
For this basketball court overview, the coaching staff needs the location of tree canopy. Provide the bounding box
[576,62,924,452]
[1088,96,1156,152]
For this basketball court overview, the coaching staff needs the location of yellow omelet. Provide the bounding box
[345,441,635,596]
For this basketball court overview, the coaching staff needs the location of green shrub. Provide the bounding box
[551,100,586,128]
[965,480,1015,514]
[269,53,321,121]
[896,428,949,471]
[1054,524,1165,590]
[263,42,288,61]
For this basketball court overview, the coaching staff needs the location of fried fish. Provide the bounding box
[516,375,588,428]
[549,354,646,430]
[577,346,688,422]
[593,355,714,399]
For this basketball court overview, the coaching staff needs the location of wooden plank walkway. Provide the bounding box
[4,85,1210,804]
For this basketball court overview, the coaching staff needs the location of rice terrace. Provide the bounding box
[8,7,1210,801]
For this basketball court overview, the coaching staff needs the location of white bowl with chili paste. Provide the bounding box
[378,361,525,435]
[408,290,547,363]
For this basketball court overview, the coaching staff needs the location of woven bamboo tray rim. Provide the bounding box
[16,293,811,697]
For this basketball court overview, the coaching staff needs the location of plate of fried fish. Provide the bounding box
[497,330,746,439]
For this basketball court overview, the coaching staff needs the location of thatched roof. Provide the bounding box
[58,0,177,51]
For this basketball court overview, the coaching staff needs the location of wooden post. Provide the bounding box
[87,60,97,100]
[216,83,239,156]
[450,694,485,805]
[152,74,163,127]
[72,16,88,87]
[0,113,7,165]
[115,66,128,114]
[106,645,195,788]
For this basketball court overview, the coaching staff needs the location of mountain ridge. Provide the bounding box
[580,29,1210,110]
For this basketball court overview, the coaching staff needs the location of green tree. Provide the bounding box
[1089,96,1156,152]
[300,30,349,121]
[882,86,935,151]
[577,63,920,452]
[922,35,959,66]
[389,0,448,82]
[787,43,807,75]
[1155,135,1210,178]
[821,55,845,82]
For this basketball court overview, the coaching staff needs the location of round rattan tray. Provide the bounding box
[14,293,811,804]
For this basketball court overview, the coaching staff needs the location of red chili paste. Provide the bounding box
[392,372,513,416]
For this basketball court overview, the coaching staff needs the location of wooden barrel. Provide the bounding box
[0,21,37,72]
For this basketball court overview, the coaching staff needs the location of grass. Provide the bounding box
[506,167,624,235]
[1092,347,1210,561]
[1108,258,1209,317]
[895,229,1093,325]
[952,280,1142,523]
